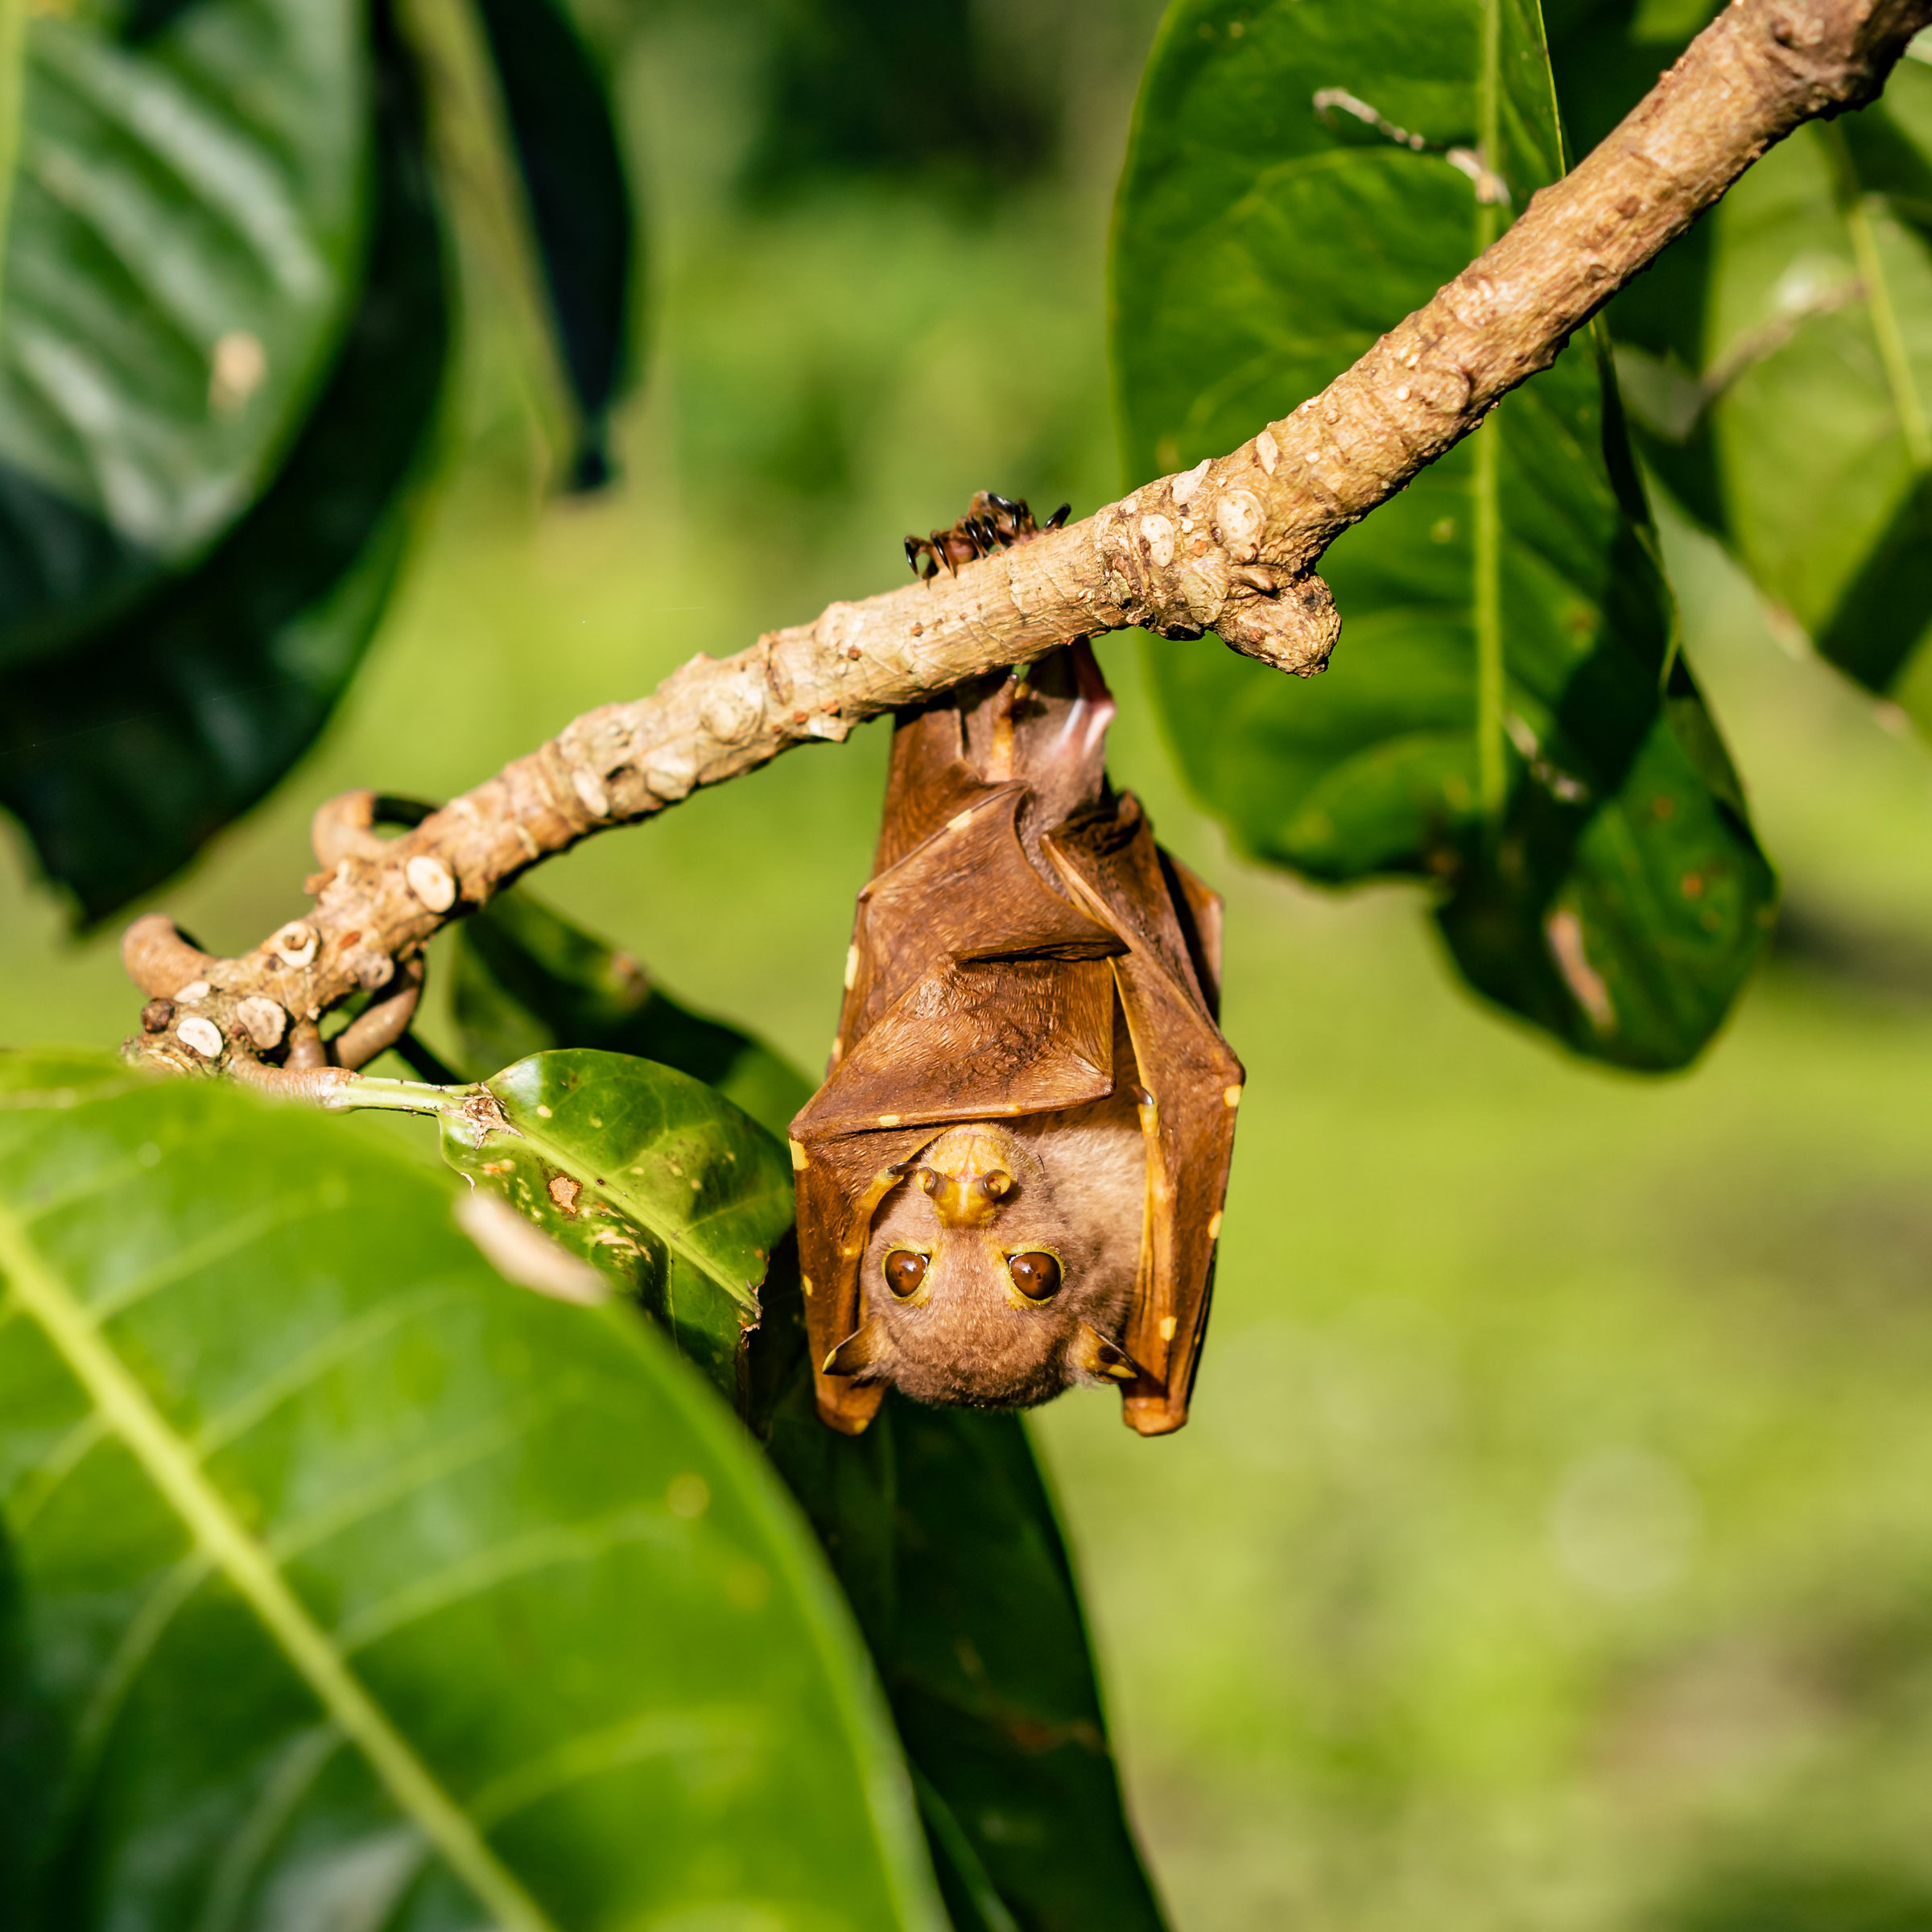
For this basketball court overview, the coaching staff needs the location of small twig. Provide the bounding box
[118,0,1932,1085]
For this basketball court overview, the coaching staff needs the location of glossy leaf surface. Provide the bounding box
[0,1048,943,1930]
[450,888,813,1141]
[470,0,635,489]
[1554,6,1932,721]
[0,17,448,924]
[0,0,368,664]
[1113,0,1774,1067]
[431,1048,796,1399]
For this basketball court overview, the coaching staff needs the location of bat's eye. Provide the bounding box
[1005,1252,1062,1301]
[883,1249,929,1298]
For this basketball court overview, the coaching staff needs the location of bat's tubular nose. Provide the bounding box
[913,1122,1040,1228]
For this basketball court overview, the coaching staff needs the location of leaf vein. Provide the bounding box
[0,1199,557,1932]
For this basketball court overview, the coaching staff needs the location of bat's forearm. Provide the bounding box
[121,0,1932,1080]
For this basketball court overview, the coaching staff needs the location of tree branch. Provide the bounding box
[121,0,1932,1083]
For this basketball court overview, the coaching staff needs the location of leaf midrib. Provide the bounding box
[1836,155,1932,468]
[0,1195,557,1932]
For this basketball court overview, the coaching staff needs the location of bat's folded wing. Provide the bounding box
[1046,796,1243,1437]
[791,952,1118,1431]
[842,785,1122,1047]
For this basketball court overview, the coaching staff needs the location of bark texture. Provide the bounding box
[121,0,1932,1083]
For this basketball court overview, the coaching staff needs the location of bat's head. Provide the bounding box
[828,1108,1146,1408]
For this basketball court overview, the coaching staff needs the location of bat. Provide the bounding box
[789,617,1243,1438]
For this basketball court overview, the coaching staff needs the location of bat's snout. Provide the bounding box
[910,1123,1041,1229]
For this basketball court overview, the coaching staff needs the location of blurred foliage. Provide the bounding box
[1550,4,1932,726]
[471,0,636,485]
[0,6,445,923]
[737,0,1054,197]
[0,0,633,920]
[1111,0,1775,1068]
[1664,1863,1932,1932]
[0,0,369,664]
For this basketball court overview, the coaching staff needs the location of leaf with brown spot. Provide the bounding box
[361,1050,797,1402]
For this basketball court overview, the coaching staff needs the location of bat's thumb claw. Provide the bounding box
[1214,570,1340,679]
[1073,1323,1143,1384]
[823,1319,887,1379]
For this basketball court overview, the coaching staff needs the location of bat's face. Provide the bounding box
[836,1108,1147,1408]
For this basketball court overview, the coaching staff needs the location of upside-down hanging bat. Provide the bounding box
[789,559,1243,1438]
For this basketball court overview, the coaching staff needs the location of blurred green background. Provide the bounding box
[8,3,1932,1927]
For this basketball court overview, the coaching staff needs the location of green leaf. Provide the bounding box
[1112,0,1774,1067]
[760,1321,1168,1932]
[0,0,369,665]
[0,10,448,924]
[1634,76,1932,713]
[457,1048,795,1402]
[0,1046,944,1930]
[1554,9,1932,724]
[350,1048,796,1405]
[470,0,636,489]
[451,887,814,1141]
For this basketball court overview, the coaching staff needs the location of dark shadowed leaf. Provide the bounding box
[1113,0,1774,1067]
[1553,8,1932,725]
[470,0,634,489]
[450,887,814,1141]
[758,1301,1168,1932]
[0,1048,943,1930]
[352,1048,796,1403]
[0,0,368,664]
[0,13,448,925]
[739,0,1051,200]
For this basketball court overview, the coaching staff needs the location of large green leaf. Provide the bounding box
[1555,8,1932,721]
[450,888,814,1142]
[0,0,369,665]
[352,1048,798,1404]
[470,0,635,489]
[0,1047,944,1930]
[0,10,448,924]
[1112,0,1774,1068]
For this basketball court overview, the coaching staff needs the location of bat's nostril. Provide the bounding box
[980,1170,1013,1201]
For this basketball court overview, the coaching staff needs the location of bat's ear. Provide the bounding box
[1071,1323,1142,1384]
[822,1317,890,1380]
